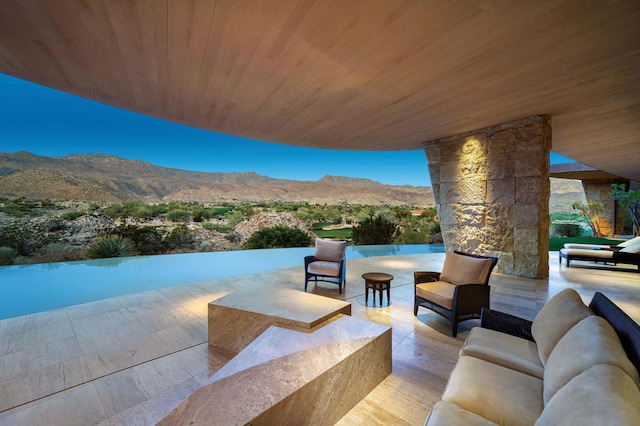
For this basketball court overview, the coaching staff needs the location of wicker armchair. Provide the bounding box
[414,251,498,336]
[304,238,347,293]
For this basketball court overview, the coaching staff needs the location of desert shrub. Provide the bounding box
[0,203,29,217]
[86,236,135,259]
[165,224,195,250]
[352,216,399,245]
[399,229,427,244]
[225,210,245,227]
[61,210,86,221]
[166,209,190,222]
[0,222,56,256]
[0,246,17,266]
[201,222,231,233]
[552,223,583,237]
[243,225,312,249]
[31,243,84,263]
[132,206,154,221]
[112,224,166,255]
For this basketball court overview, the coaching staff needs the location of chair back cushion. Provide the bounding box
[617,235,640,248]
[440,251,493,285]
[531,289,593,365]
[314,238,347,262]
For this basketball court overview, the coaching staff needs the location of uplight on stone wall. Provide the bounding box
[423,115,551,279]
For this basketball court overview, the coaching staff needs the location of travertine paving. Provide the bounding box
[0,252,638,425]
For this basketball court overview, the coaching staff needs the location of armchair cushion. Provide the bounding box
[620,239,640,253]
[530,289,593,365]
[307,260,341,277]
[440,251,493,285]
[415,281,455,310]
[313,238,347,262]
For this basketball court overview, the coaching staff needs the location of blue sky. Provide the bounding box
[0,73,573,187]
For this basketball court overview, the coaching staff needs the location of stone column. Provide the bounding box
[423,116,551,279]
[581,180,616,238]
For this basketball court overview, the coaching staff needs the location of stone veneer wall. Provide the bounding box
[423,116,551,279]
[581,180,616,238]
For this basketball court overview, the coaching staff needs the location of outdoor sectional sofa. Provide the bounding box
[424,288,640,425]
[559,237,640,271]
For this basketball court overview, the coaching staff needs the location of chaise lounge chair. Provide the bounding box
[559,239,640,271]
[563,235,640,250]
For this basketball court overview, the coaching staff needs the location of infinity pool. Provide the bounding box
[0,244,444,320]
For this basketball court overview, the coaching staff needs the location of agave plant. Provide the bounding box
[86,236,135,259]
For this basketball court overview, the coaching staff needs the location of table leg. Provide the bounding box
[365,283,369,306]
[386,282,391,305]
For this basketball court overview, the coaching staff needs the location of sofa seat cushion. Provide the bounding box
[442,355,543,426]
[543,315,640,403]
[307,260,340,277]
[440,251,493,285]
[530,288,593,365]
[415,281,455,310]
[461,327,544,379]
[536,364,640,426]
[424,401,498,426]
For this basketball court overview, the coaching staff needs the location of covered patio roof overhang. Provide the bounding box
[0,0,638,182]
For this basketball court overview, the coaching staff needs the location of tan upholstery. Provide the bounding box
[620,239,640,253]
[440,251,493,285]
[313,238,346,262]
[559,248,614,259]
[543,315,640,403]
[307,260,340,277]
[415,281,455,310]
[425,401,498,426]
[461,327,544,379]
[442,355,544,426]
[536,365,640,426]
[530,289,593,365]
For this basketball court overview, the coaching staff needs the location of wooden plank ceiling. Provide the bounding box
[0,0,639,182]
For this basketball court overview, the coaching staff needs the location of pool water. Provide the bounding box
[0,244,444,320]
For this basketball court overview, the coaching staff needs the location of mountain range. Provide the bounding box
[0,152,436,206]
[0,152,585,210]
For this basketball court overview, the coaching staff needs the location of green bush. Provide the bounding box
[30,243,84,263]
[352,216,399,245]
[86,236,135,259]
[201,222,231,233]
[0,246,17,266]
[166,209,190,222]
[243,225,312,249]
[113,224,166,255]
[0,222,56,256]
[61,210,86,221]
[552,223,583,237]
[166,224,194,250]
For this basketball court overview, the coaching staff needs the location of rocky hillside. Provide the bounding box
[0,152,434,206]
[549,178,585,213]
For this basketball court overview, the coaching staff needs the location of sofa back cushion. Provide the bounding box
[536,364,640,426]
[543,315,640,404]
[314,238,346,262]
[531,289,593,365]
[440,251,493,285]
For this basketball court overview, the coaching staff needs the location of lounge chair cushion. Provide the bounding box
[618,236,640,248]
[559,248,614,259]
[440,251,493,285]
[461,327,544,379]
[536,364,640,426]
[415,281,455,310]
[307,260,341,277]
[543,315,640,404]
[313,238,346,262]
[620,239,640,253]
[530,289,593,365]
[442,355,543,426]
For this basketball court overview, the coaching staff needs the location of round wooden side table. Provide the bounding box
[362,272,394,306]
